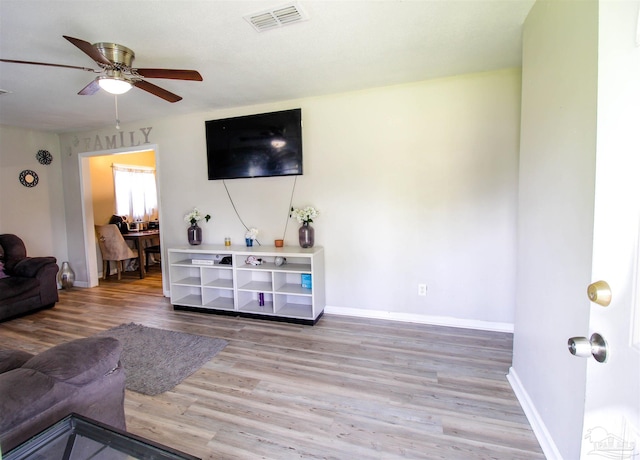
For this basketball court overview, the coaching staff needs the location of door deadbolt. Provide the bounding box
[567,333,608,363]
[587,280,612,306]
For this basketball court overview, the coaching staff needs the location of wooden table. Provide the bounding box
[123,230,159,279]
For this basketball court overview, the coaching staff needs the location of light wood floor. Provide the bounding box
[0,268,544,459]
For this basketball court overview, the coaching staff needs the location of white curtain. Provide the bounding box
[113,164,157,221]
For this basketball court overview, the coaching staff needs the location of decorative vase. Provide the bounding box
[245,238,253,247]
[188,222,202,245]
[298,221,315,248]
[58,261,75,289]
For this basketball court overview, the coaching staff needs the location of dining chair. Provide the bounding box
[144,244,161,271]
[95,224,139,280]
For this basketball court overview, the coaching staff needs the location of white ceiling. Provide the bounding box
[0,0,535,133]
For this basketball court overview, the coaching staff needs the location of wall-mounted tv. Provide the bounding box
[205,108,303,180]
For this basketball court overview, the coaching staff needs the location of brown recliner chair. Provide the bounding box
[95,224,139,280]
[0,234,59,322]
[0,336,126,453]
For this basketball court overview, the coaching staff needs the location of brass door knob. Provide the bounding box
[587,280,612,307]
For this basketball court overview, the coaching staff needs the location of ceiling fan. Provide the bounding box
[0,35,202,102]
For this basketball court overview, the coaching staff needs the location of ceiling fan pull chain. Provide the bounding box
[115,95,121,130]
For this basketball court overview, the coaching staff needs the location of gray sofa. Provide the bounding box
[0,337,126,453]
[0,234,59,322]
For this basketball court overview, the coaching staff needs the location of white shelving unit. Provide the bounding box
[168,251,235,312]
[168,245,325,324]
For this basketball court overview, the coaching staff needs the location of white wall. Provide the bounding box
[57,68,521,328]
[510,1,598,458]
[0,125,68,263]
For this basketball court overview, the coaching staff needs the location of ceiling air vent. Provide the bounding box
[244,2,309,32]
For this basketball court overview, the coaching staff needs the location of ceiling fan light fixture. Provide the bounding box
[98,76,132,95]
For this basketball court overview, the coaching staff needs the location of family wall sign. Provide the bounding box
[76,126,153,152]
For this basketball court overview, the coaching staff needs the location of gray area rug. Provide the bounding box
[97,323,227,396]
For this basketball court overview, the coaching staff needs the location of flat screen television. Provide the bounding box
[205,108,303,180]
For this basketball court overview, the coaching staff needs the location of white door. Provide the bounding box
[579,2,640,458]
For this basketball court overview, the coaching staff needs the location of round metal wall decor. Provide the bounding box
[19,169,39,187]
[36,149,53,165]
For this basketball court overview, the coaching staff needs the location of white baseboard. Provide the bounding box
[58,281,90,289]
[507,367,563,460]
[323,306,514,333]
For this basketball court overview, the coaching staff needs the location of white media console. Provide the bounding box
[168,245,325,325]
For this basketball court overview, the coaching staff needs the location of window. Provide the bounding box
[112,164,157,221]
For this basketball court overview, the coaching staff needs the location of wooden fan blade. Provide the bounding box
[135,68,203,81]
[0,58,97,72]
[63,35,112,66]
[133,80,182,103]
[78,79,101,95]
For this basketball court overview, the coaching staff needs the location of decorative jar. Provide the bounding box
[58,261,75,289]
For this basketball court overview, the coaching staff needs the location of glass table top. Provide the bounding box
[4,414,200,460]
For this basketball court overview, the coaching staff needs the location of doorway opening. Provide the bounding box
[79,144,165,293]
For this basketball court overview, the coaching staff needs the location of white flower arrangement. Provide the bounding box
[184,207,211,225]
[245,227,259,240]
[290,206,319,224]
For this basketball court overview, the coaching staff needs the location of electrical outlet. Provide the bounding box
[418,284,427,296]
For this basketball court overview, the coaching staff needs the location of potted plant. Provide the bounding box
[290,206,318,248]
[245,227,259,247]
[183,208,211,245]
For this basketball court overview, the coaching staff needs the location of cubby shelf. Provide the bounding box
[168,245,325,325]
